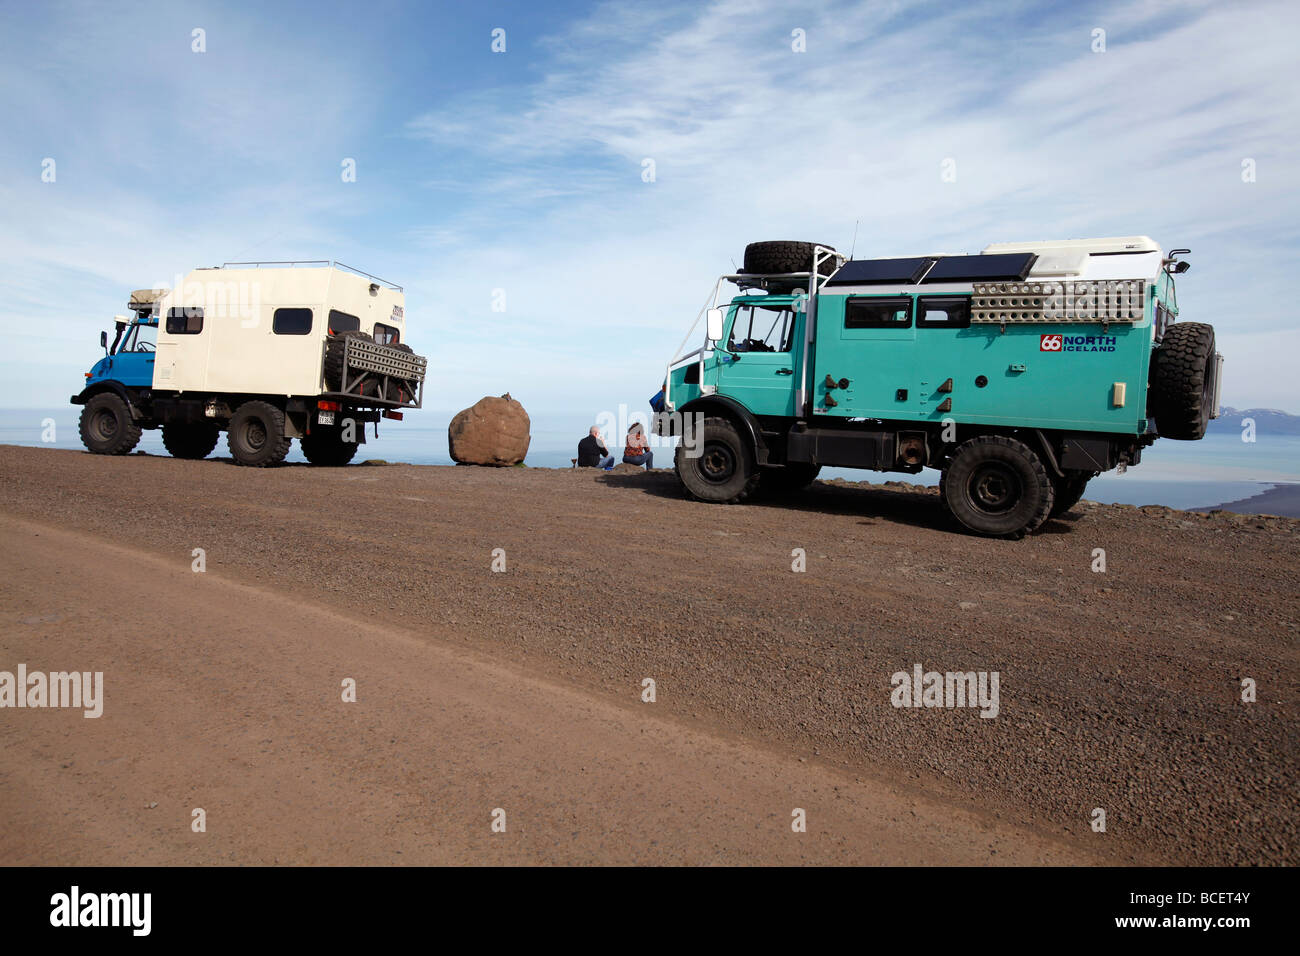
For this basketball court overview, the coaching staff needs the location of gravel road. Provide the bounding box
[0,446,1294,864]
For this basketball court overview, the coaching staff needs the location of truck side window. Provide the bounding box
[845,297,911,329]
[727,305,794,353]
[916,297,971,329]
[328,310,360,334]
[374,323,400,345]
[165,307,203,334]
[273,308,313,335]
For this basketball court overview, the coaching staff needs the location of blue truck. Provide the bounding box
[655,237,1222,538]
[72,262,425,466]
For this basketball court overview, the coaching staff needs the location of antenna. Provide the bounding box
[849,220,860,260]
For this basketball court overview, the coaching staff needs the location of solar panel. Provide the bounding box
[921,252,1037,283]
[823,256,933,286]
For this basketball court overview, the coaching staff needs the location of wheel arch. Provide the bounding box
[72,381,141,416]
[677,395,768,464]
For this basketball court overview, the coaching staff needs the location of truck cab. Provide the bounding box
[657,238,1222,538]
[86,309,159,392]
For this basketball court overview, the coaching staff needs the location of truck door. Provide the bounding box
[715,301,799,417]
[155,308,207,390]
[813,295,915,419]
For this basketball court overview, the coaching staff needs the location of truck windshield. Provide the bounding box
[727,304,794,353]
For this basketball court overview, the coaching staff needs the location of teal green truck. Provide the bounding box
[654,237,1222,538]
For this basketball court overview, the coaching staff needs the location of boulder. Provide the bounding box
[448,393,531,466]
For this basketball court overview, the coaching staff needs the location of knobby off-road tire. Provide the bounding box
[742,241,838,276]
[323,330,375,393]
[161,423,220,460]
[300,427,359,466]
[758,463,822,496]
[1149,322,1216,440]
[384,342,417,404]
[1049,472,1091,519]
[940,435,1055,538]
[79,392,141,455]
[675,416,760,504]
[227,401,291,467]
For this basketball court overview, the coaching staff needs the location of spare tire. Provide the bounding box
[323,330,374,392]
[384,343,417,404]
[742,241,838,276]
[1149,322,1215,440]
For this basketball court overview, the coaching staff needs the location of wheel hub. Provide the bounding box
[92,410,117,440]
[970,464,1020,514]
[700,443,735,483]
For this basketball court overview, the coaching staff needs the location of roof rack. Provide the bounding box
[727,271,823,293]
[216,260,403,292]
[664,246,843,410]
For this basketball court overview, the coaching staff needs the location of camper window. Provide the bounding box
[165,307,204,335]
[328,310,360,334]
[273,308,313,335]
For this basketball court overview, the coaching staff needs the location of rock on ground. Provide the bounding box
[448,393,531,466]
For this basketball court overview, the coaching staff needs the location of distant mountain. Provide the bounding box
[1208,407,1300,436]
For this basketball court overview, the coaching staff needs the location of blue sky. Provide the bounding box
[2,0,1298,417]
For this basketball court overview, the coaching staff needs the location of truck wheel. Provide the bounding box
[940,435,1054,538]
[323,330,374,392]
[1049,473,1091,519]
[300,428,359,466]
[675,416,760,503]
[759,463,821,495]
[742,241,838,275]
[161,423,220,460]
[78,392,141,455]
[1149,322,1215,440]
[227,401,291,467]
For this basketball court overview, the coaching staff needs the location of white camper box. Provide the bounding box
[153,262,408,396]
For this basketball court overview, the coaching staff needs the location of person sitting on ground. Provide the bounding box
[577,426,615,469]
[622,423,653,470]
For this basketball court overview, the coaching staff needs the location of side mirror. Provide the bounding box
[100,330,108,350]
[706,307,724,343]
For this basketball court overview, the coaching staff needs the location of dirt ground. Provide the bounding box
[0,445,1295,865]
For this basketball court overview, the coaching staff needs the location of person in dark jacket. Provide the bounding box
[577,426,615,469]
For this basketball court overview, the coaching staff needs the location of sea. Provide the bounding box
[3,407,1296,513]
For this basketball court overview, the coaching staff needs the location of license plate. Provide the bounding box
[318,411,335,426]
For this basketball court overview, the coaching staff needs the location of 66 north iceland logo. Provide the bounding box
[1041,334,1117,353]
